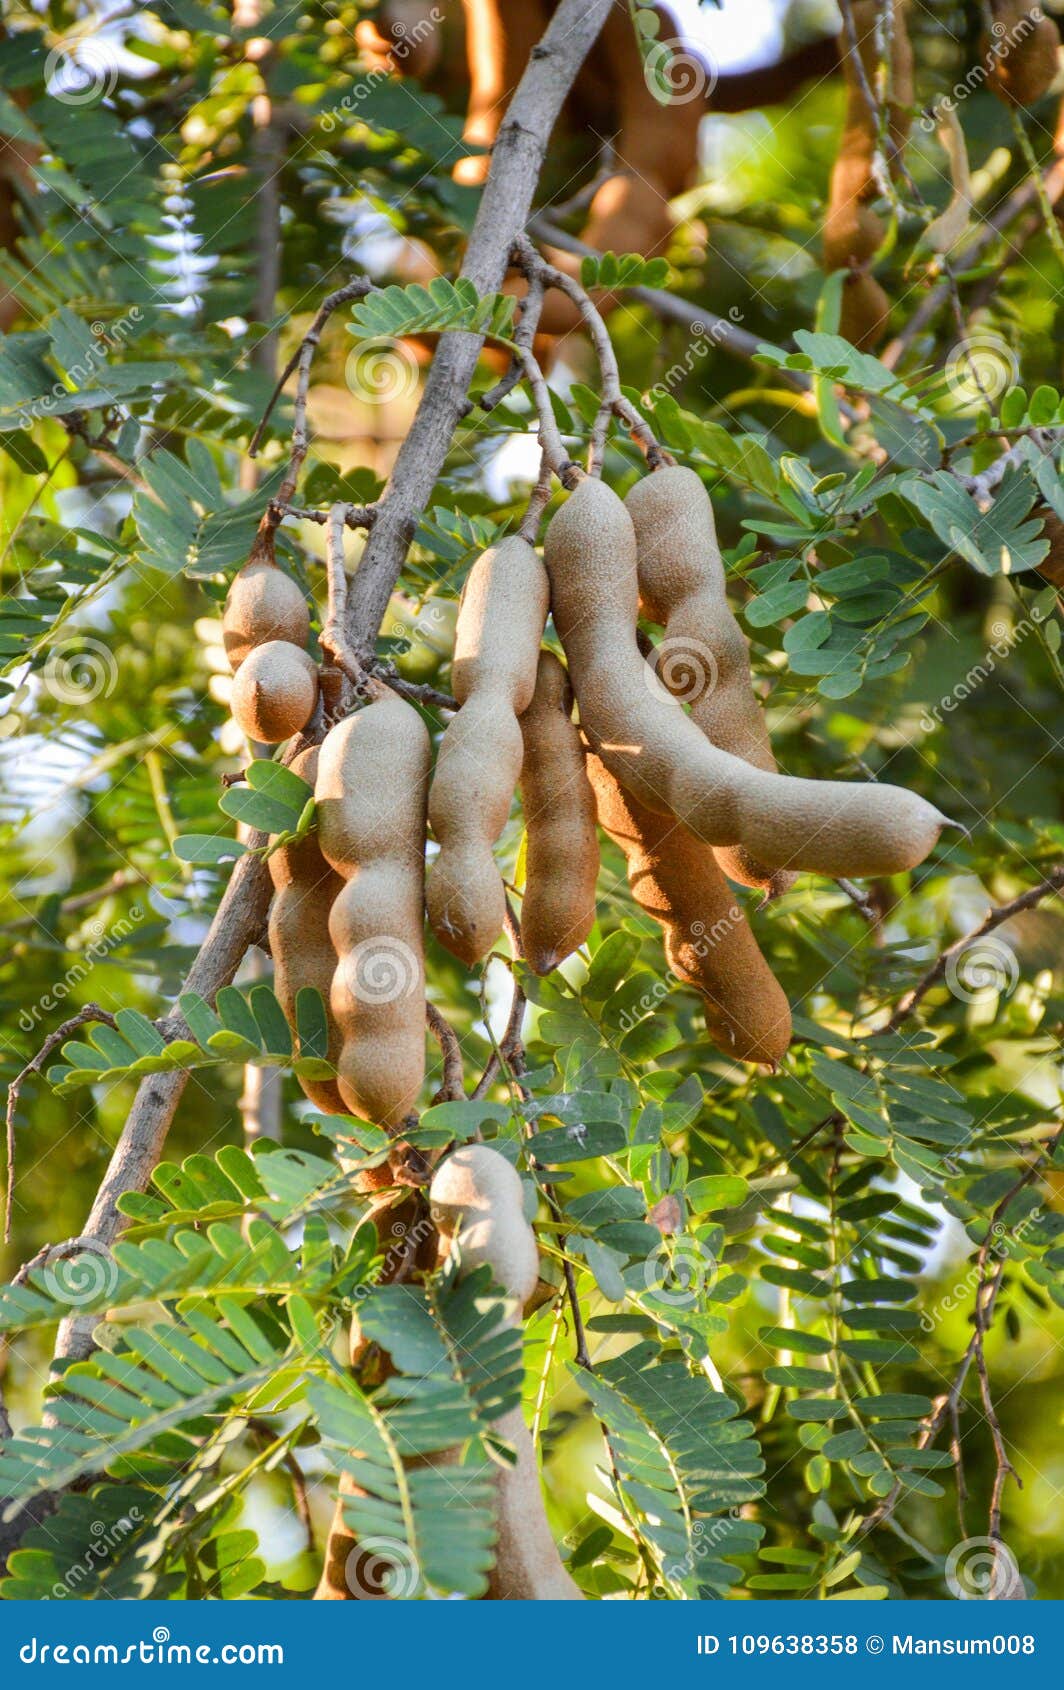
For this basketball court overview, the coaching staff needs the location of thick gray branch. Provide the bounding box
[344,0,615,655]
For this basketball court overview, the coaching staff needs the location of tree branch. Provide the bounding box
[343,0,616,658]
[887,867,1064,1030]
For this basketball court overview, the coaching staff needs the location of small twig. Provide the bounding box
[511,234,671,472]
[319,504,363,689]
[542,146,619,222]
[962,429,1062,506]
[426,1003,466,1103]
[363,661,456,712]
[5,1007,119,1243]
[518,449,553,543]
[248,277,373,500]
[861,1126,1062,1541]
[527,214,819,402]
[271,501,378,531]
[883,136,1064,369]
[835,876,881,928]
[497,903,590,1369]
[480,271,546,414]
[473,962,527,1100]
[887,866,1064,1030]
[7,870,146,933]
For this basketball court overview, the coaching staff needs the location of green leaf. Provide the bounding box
[173,834,247,866]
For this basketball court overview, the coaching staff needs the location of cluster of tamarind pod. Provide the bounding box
[221,464,953,1139]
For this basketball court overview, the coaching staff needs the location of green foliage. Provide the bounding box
[46,985,333,1094]
[348,279,517,346]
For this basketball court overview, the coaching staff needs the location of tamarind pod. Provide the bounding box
[268,746,347,1117]
[430,1145,583,1601]
[1036,507,1064,589]
[626,465,796,899]
[316,694,431,1129]
[518,651,600,974]
[230,639,319,744]
[315,1188,440,1600]
[587,754,791,1068]
[426,536,549,964]
[223,558,311,672]
[985,2,1061,107]
[355,1,445,80]
[455,0,549,187]
[823,2,912,350]
[543,476,950,877]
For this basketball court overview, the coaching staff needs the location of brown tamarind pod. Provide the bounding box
[543,475,951,878]
[230,639,319,744]
[823,1,913,349]
[267,745,347,1118]
[985,2,1061,106]
[1035,506,1064,588]
[587,753,791,1068]
[316,693,431,1130]
[518,651,600,974]
[426,536,549,965]
[430,1144,583,1601]
[455,0,548,187]
[626,465,796,899]
[222,534,311,671]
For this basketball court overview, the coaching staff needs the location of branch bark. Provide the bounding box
[52,843,273,1367]
[343,0,616,657]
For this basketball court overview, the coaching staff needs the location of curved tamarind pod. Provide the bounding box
[587,754,791,1067]
[518,651,600,974]
[223,556,311,672]
[230,640,319,744]
[316,694,430,1129]
[985,2,1061,106]
[430,1144,583,1601]
[626,465,796,899]
[268,745,346,1117]
[426,536,549,965]
[543,476,950,877]
[823,0,913,349]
